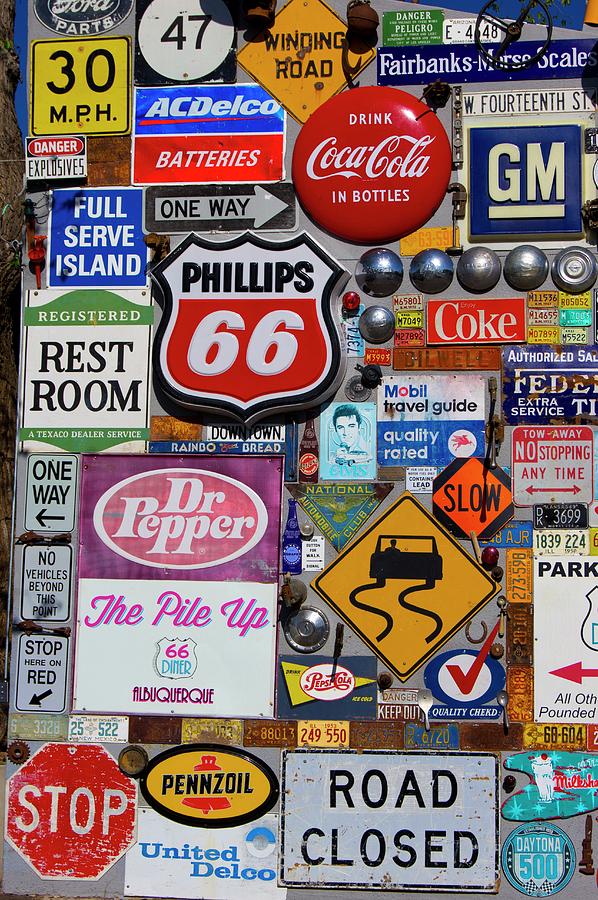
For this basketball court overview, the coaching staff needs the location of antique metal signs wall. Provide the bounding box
[133,84,284,184]
[280,750,498,890]
[30,36,132,135]
[151,232,347,425]
[312,493,499,680]
[73,455,281,716]
[534,556,598,723]
[135,0,236,85]
[20,290,152,451]
[292,86,452,244]
[5,743,137,879]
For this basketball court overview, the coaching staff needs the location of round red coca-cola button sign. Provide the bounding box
[292,86,452,244]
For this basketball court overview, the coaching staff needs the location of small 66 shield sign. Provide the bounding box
[151,232,348,424]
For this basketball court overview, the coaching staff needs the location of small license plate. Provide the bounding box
[243,720,297,747]
[443,17,500,43]
[9,713,68,741]
[181,718,243,745]
[506,548,533,603]
[298,720,349,747]
[68,715,128,743]
[533,504,588,529]
[534,529,589,555]
[523,723,586,749]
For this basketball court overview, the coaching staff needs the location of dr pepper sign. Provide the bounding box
[151,232,348,424]
[292,86,452,243]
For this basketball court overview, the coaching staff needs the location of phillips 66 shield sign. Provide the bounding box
[151,232,348,424]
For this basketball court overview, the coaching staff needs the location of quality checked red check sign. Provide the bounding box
[512,425,594,507]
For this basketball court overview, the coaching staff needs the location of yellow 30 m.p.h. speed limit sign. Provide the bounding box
[30,36,131,136]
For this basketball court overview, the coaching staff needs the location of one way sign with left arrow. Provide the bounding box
[145,183,296,234]
[25,455,78,533]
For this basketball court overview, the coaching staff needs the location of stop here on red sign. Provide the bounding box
[292,86,452,243]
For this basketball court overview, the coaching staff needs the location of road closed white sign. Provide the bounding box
[280,750,497,891]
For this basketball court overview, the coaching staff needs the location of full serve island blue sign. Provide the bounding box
[48,188,148,289]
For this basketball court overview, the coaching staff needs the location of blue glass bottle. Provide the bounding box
[282,498,302,574]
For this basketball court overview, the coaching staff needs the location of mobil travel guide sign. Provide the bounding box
[73,455,282,717]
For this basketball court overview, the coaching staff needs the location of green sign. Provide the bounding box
[382,9,444,46]
[559,308,592,327]
[288,483,393,551]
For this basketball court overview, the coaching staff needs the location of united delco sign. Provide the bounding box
[151,232,347,424]
[427,299,526,345]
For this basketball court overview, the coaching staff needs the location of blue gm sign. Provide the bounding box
[502,823,575,897]
[469,124,582,239]
[49,188,147,289]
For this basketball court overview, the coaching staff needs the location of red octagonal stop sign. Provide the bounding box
[292,86,452,244]
[5,743,137,880]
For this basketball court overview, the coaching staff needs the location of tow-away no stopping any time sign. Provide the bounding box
[151,232,348,424]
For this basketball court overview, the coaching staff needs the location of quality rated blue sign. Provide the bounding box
[469,124,582,239]
[49,188,148,289]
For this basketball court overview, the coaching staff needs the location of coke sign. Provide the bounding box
[93,467,268,569]
[427,298,527,345]
[5,743,136,879]
[152,232,347,424]
[292,86,451,243]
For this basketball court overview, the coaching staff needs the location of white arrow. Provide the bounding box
[155,187,289,228]
[247,185,289,227]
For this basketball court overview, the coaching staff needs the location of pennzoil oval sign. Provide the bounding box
[140,745,279,827]
[151,232,347,425]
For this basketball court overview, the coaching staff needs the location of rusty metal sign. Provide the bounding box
[350,721,404,750]
[506,666,534,723]
[507,604,534,667]
[280,750,498,890]
[394,346,501,370]
[243,720,298,748]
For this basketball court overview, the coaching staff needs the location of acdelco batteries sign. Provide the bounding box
[133,84,285,184]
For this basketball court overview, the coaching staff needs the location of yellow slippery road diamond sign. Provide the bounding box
[312,492,499,681]
[31,37,131,136]
[237,0,375,123]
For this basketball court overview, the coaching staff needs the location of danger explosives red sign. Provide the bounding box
[292,86,452,243]
[5,743,137,879]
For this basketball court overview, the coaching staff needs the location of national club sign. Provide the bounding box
[151,232,348,424]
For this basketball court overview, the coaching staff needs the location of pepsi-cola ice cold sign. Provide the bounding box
[292,86,452,243]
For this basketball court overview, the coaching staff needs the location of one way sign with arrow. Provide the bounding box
[25,455,78,533]
[145,183,296,234]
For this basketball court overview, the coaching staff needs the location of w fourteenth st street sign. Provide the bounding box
[5,743,137,879]
[151,231,348,424]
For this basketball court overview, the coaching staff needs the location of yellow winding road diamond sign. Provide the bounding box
[237,0,375,123]
[312,492,499,681]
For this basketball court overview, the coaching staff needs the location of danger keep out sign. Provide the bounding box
[281,750,498,891]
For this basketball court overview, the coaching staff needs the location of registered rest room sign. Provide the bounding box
[30,36,131,136]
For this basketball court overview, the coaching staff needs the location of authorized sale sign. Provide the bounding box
[280,750,498,890]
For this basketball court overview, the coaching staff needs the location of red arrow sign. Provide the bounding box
[549,661,598,684]
[526,485,582,495]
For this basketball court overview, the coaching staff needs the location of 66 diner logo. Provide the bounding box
[292,86,452,244]
[151,232,348,424]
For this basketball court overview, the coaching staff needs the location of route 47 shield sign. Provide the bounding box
[151,232,348,424]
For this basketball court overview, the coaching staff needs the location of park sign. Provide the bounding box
[151,232,347,425]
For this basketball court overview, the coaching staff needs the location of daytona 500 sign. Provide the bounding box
[151,232,348,424]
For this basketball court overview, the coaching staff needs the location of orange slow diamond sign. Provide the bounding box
[433,457,514,541]
[237,0,375,123]
[312,492,499,681]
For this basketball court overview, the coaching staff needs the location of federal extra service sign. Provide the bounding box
[280,750,498,890]
[151,232,348,424]
[292,86,452,243]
